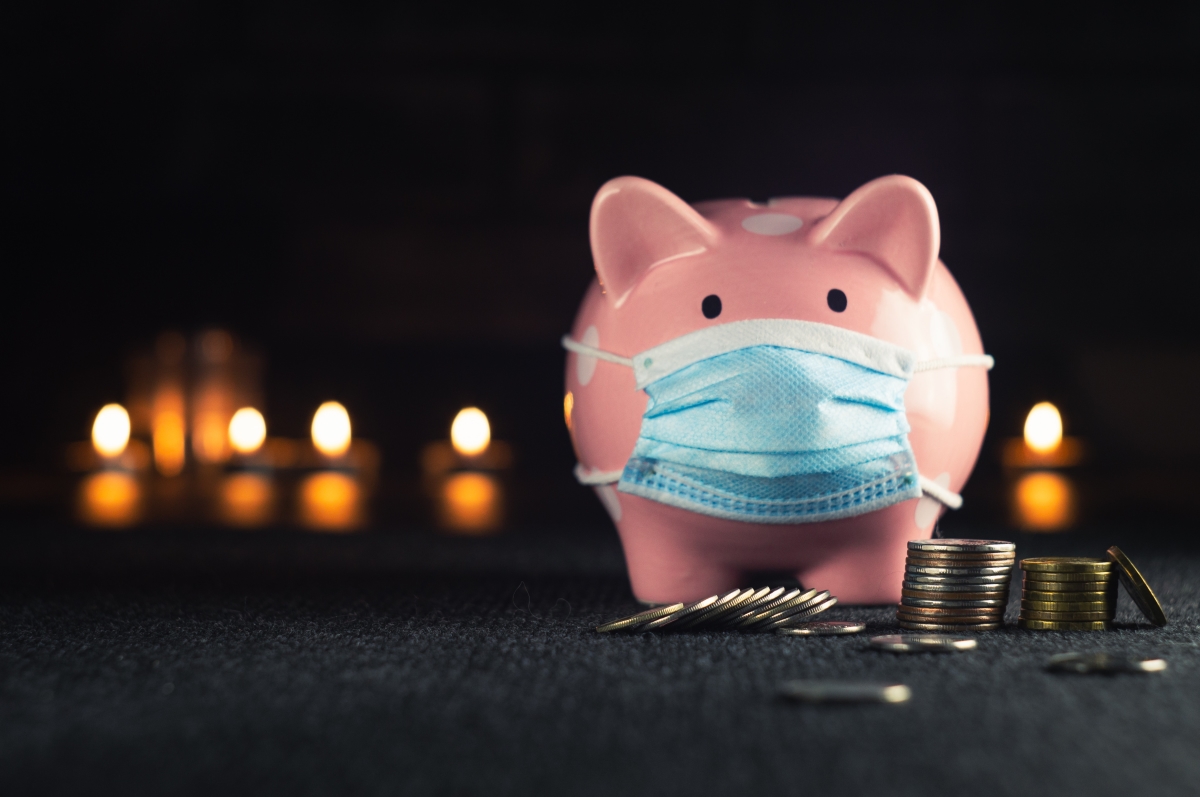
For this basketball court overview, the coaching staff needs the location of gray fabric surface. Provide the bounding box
[1,527,1197,796]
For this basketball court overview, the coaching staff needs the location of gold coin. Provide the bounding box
[1019,578,1115,592]
[595,602,685,633]
[897,607,1008,619]
[1020,557,1113,574]
[1021,571,1116,583]
[1020,610,1114,621]
[1107,546,1168,627]
[1021,600,1112,612]
[1022,591,1111,603]
[902,588,1008,601]
[1018,619,1111,631]
[898,620,1001,632]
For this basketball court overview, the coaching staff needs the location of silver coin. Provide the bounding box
[728,587,799,627]
[1046,652,1168,674]
[777,621,866,636]
[706,586,775,628]
[906,564,1013,576]
[903,574,1011,585]
[595,602,685,633]
[766,596,839,629]
[901,597,1007,608]
[779,680,911,704]
[746,590,828,629]
[673,588,750,630]
[901,581,1010,593]
[869,634,977,652]
[908,539,1016,553]
[641,594,719,630]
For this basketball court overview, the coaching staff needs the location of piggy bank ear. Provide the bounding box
[590,176,717,307]
[806,175,940,300]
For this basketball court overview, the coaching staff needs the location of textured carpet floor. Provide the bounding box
[1,527,1198,797]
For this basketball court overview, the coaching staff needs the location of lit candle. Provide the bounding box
[229,407,267,456]
[92,404,131,460]
[312,401,352,459]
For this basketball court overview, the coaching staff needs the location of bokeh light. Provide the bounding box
[439,472,501,534]
[1014,471,1075,531]
[92,404,131,458]
[450,407,490,457]
[78,471,140,527]
[312,401,352,457]
[219,473,274,527]
[1024,402,1063,454]
[298,471,362,530]
[228,407,267,454]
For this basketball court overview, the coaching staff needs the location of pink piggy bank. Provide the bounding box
[562,175,992,605]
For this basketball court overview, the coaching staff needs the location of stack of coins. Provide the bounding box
[1018,557,1116,631]
[897,539,1016,631]
[596,586,838,633]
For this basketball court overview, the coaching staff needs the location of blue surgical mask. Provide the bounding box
[563,319,992,523]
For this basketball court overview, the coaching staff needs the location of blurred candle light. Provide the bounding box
[228,407,267,455]
[298,471,362,531]
[218,472,274,527]
[312,401,352,458]
[78,471,141,527]
[563,392,574,432]
[1024,402,1063,454]
[1014,471,1075,531]
[153,403,187,477]
[92,404,131,459]
[438,472,502,534]
[450,407,491,457]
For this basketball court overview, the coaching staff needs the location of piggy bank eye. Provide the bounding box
[827,289,847,313]
[702,294,722,319]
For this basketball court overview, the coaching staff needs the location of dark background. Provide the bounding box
[3,3,1197,524]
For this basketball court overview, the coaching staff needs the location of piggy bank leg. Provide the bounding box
[792,502,926,605]
[610,494,743,605]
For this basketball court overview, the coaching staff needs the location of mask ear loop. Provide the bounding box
[918,475,963,509]
[561,336,634,367]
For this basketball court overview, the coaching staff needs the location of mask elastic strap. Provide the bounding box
[561,336,634,367]
[914,354,994,372]
[917,475,963,509]
[575,464,623,485]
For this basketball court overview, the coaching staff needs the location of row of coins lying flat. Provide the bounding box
[896,539,1015,632]
[595,586,843,634]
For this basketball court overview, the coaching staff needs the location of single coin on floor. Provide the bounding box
[870,634,977,652]
[777,621,866,636]
[1106,546,1168,627]
[779,680,911,704]
[1046,652,1167,674]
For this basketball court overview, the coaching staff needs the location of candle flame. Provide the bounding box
[228,407,267,454]
[92,404,131,458]
[312,401,352,457]
[451,407,490,457]
[1024,402,1063,454]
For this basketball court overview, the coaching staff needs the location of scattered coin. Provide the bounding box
[1046,652,1168,674]
[673,588,754,629]
[642,594,719,630]
[746,590,828,629]
[764,596,840,629]
[870,634,977,651]
[1106,546,1168,627]
[898,621,1001,631]
[595,602,685,633]
[777,621,866,636]
[779,680,911,704]
[1017,619,1111,631]
[908,540,1016,553]
[1021,557,1113,574]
